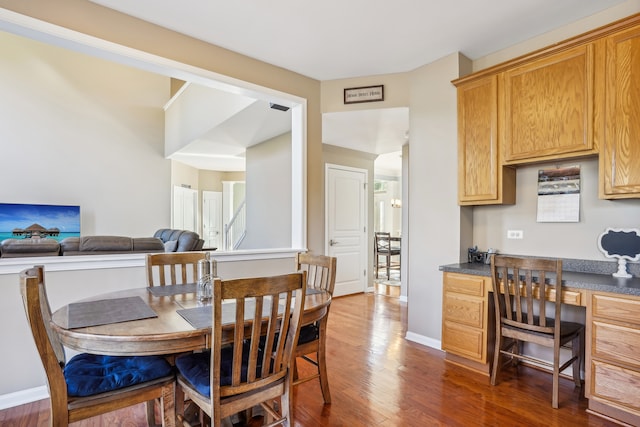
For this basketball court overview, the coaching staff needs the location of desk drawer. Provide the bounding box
[593,294,640,325]
[443,293,484,328]
[442,320,484,361]
[444,273,486,296]
[592,320,640,369]
[591,360,640,415]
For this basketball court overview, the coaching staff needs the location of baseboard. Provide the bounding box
[0,386,48,410]
[405,331,442,351]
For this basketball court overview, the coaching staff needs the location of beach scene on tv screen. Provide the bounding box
[0,203,80,242]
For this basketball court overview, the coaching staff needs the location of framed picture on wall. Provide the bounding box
[0,203,80,242]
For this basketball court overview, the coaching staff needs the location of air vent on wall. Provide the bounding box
[269,102,290,112]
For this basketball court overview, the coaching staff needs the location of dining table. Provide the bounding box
[51,283,331,357]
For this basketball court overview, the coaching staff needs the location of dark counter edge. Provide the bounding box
[440,260,640,297]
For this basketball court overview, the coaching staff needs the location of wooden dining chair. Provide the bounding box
[19,265,176,427]
[490,255,584,408]
[146,251,208,286]
[146,251,210,421]
[374,232,400,280]
[293,252,337,403]
[174,272,306,427]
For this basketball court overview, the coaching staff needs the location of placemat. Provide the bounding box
[147,283,198,296]
[67,296,157,329]
[177,300,284,329]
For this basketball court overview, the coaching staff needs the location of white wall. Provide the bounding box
[0,30,172,236]
[473,159,640,260]
[242,133,292,249]
[406,53,471,345]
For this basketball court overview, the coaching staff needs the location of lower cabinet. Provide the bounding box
[587,292,640,425]
[441,272,492,374]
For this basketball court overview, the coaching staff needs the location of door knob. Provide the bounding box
[329,239,339,246]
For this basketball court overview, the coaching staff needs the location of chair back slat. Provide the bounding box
[538,270,546,326]
[146,252,207,286]
[211,272,306,399]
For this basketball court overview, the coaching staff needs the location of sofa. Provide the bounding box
[59,235,165,256]
[0,229,204,257]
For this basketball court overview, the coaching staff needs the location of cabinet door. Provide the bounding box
[457,75,515,205]
[600,25,640,198]
[503,44,596,163]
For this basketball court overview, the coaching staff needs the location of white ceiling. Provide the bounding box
[88,0,626,172]
[90,0,624,81]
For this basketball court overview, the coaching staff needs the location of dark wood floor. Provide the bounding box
[0,292,618,427]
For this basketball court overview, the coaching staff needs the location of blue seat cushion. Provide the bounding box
[298,323,319,345]
[176,342,263,397]
[64,353,173,397]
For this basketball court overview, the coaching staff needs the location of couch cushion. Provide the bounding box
[59,237,80,253]
[176,231,200,252]
[132,237,165,252]
[163,240,178,252]
[154,229,180,243]
[0,238,60,257]
[79,236,132,252]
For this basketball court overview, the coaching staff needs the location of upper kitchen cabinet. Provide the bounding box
[454,13,640,205]
[455,75,516,206]
[503,44,598,164]
[600,24,640,199]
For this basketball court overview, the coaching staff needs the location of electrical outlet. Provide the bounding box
[507,230,524,239]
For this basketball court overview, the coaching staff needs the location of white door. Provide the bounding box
[172,185,198,232]
[202,191,222,250]
[325,165,367,297]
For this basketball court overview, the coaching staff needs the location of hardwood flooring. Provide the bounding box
[1,293,618,427]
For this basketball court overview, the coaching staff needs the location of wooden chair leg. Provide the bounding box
[292,357,299,381]
[317,332,331,404]
[491,334,502,386]
[386,254,391,279]
[374,255,379,278]
[573,331,584,388]
[552,343,561,409]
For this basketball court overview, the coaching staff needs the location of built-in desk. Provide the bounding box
[440,262,640,425]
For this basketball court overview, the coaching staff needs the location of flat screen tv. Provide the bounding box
[0,203,80,242]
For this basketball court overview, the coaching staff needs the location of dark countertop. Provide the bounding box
[440,262,640,297]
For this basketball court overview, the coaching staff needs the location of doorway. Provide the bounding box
[373,151,403,295]
[325,164,368,297]
[202,191,222,250]
[172,185,198,232]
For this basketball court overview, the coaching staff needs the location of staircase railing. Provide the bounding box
[224,199,246,250]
